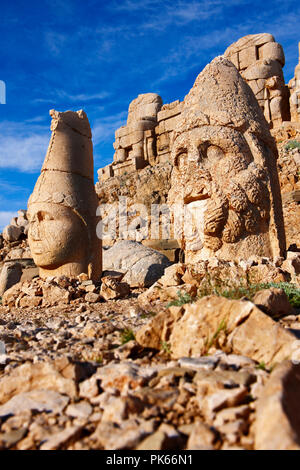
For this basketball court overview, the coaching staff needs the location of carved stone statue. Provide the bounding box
[28,109,102,280]
[168,56,286,263]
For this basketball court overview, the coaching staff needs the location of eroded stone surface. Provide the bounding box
[27,109,101,281]
[168,57,285,263]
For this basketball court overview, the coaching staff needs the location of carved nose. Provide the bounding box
[30,222,40,240]
[189,145,200,162]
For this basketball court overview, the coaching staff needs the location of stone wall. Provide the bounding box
[224,33,290,128]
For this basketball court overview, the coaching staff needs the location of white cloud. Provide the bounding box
[0,211,18,231]
[92,111,127,145]
[0,121,49,173]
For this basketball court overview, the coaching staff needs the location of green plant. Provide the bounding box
[161,341,171,355]
[120,328,135,344]
[140,311,156,319]
[167,290,194,308]
[204,318,228,354]
[285,140,300,151]
[256,361,266,371]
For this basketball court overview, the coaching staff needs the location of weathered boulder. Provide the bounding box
[103,241,172,287]
[254,361,300,449]
[0,362,77,404]
[100,275,130,300]
[0,390,69,418]
[253,287,294,318]
[136,296,299,365]
[0,262,22,296]
[2,225,23,242]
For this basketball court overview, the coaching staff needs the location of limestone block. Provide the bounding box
[0,262,22,296]
[224,33,274,56]
[157,102,183,122]
[132,143,144,158]
[130,130,145,145]
[27,109,102,281]
[242,59,282,80]
[254,362,300,450]
[260,41,285,66]
[270,96,284,122]
[157,132,170,152]
[3,224,23,242]
[164,115,181,132]
[239,46,257,70]
[114,148,126,163]
[119,134,132,148]
[127,93,162,125]
[228,52,239,68]
[115,126,129,139]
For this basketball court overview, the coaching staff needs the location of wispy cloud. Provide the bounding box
[0,211,19,231]
[0,121,49,173]
[92,111,127,145]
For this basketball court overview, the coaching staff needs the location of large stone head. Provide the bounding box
[28,109,102,280]
[168,57,286,262]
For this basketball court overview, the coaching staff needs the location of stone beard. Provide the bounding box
[169,126,270,256]
[168,57,286,262]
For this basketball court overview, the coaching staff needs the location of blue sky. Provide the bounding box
[0,0,299,229]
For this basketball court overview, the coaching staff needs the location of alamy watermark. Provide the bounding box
[96,196,205,242]
[0,80,6,104]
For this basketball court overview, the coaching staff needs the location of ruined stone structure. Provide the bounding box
[224,33,290,128]
[98,93,163,181]
[98,33,292,186]
[289,42,300,122]
[98,94,184,181]
[167,57,286,262]
[28,109,102,281]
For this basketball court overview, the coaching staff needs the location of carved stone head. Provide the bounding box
[28,109,102,280]
[168,57,286,262]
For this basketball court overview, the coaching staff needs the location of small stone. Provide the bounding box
[0,390,69,417]
[186,421,217,450]
[178,356,219,371]
[85,292,100,303]
[65,401,92,419]
[40,426,82,450]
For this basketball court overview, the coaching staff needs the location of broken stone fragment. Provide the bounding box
[254,361,300,450]
[0,262,22,296]
[136,296,299,365]
[253,287,294,318]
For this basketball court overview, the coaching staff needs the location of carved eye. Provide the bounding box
[206,145,224,162]
[37,211,53,222]
[175,151,188,170]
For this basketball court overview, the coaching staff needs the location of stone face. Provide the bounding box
[0,262,22,296]
[27,109,101,281]
[103,240,171,287]
[136,296,299,365]
[168,56,286,263]
[224,34,289,128]
[254,361,300,450]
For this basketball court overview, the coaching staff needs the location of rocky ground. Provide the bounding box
[0,258,300,450]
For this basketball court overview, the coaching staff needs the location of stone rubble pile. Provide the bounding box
[1,291,300,450]
[2,210,29,243]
